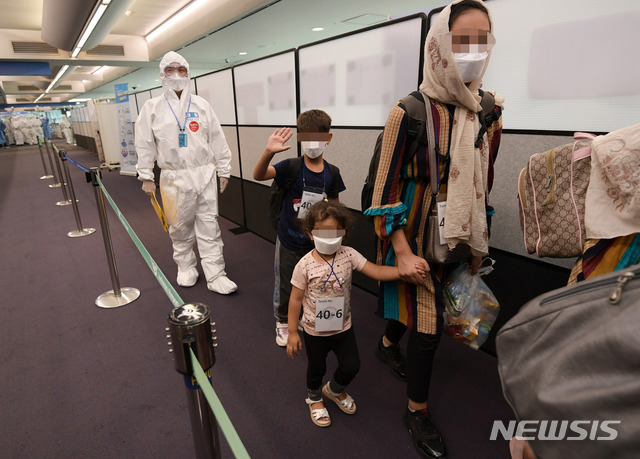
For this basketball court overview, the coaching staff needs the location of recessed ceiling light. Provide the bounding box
[125,10,132,16]
[238,51,248,55]
[312,27,324,32]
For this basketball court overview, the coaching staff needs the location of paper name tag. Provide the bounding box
[298,189,325,219]
[315,297,345,332]
[437,201,447,245]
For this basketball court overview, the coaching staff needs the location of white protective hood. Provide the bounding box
[159,51,192,112]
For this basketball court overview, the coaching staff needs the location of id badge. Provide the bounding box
[298,189,325,219]
[179,133,187,148]
[315,297,345,332]
[436,201,447,245]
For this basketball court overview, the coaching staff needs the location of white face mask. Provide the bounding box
[313,236,342,255]
[301,141,327,159]
[165,74,189,92]
[453,51,488,83]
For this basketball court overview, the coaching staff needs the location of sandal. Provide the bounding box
[305,398,331,427]
[322,382,357,415]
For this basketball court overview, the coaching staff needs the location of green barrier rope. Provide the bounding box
[94,174,249,458]
[190,350,251,459]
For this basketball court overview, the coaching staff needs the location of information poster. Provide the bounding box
[115,83,138,175]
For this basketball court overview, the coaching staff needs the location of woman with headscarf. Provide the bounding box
[135,51,237,294]
[364,1,504,457]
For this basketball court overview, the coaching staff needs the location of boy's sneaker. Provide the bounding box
[404,408,446,458]
[275,322,289,347]
[375,336,407,381]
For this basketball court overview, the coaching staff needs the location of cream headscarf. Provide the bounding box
[419,0,504,256]
[584,122,640,239]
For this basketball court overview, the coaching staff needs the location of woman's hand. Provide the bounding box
[469,255,482,275]
[397,253,430,284]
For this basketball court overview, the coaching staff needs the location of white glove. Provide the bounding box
[219,177,229,193]
[141,180,156,195]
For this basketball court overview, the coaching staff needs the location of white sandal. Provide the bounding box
[322,382,357,415]
[305,398,331,427]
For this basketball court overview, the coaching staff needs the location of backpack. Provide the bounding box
[268,157,340,229]
[361,89,497,212]
[517,133,595,258]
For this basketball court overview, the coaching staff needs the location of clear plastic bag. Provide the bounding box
[442,259,499,350]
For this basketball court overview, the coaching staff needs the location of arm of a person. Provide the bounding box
[134,102,159,182]
[390,229,430,284]
[360,255,428,284]
[206,106,232,178]
[359,261,399,282]
[253,128,293,181]
[286,286,305,359]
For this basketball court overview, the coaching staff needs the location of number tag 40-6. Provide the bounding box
[315,297,344,332]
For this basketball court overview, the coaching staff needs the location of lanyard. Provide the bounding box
[301,159,326,191]
[164,95,192,133]
[317,251,342,290]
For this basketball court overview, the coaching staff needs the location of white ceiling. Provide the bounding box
[0,0,444,106]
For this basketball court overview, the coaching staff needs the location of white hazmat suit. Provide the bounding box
[135,51,237,294]
[60,116,74,144]
[13,115,25,145]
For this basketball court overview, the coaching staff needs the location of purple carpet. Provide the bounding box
[0,143,513,458]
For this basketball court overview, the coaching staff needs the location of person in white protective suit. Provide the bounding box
[28,115,42,144]
[60,116,74,144]
[4,116,15,145]
[13,115,25,146]
[135,51,237,294]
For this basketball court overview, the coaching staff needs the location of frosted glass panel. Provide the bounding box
[298,16,424,127]
[483,0,640,132]
[233,52,296,126]
[195,70,236,125]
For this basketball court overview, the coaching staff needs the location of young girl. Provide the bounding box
[286,201,426,427]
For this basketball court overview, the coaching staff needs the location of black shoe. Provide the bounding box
[375,336,407,381]
[404,408,446,458]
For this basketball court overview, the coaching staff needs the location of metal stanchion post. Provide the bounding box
[37,141,53,180]
[89,168,140,308]
[167,303,221,459]
[53,145,72,206]
[45,140,61,188]
[60,151,95,238]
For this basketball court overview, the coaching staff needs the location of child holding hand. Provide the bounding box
[286,201,427,427]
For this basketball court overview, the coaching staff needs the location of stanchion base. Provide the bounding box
[67,228,96,238]
[49,183,62,188]
[40,175,54,180]
[95,287,140,308]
